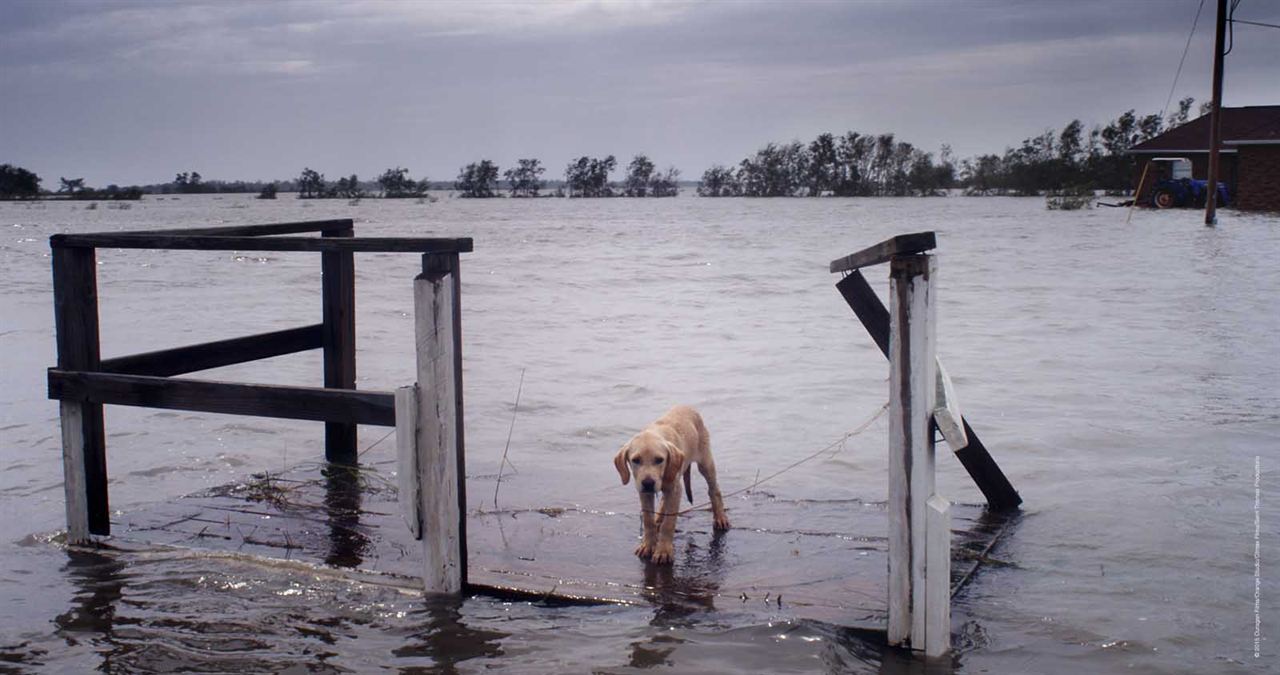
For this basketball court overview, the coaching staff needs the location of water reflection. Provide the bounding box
[393,595,507,674]
[54,547,130,669]
[321,464,370,568]
[626,531,729,668]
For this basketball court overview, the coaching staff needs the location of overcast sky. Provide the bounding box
[2,0,1277,186]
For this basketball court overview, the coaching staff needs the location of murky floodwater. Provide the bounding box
[1,193,1277,673]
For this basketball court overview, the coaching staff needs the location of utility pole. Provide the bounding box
[1205,0,1227,226]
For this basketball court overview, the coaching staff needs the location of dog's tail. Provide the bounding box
[683,466,693,503]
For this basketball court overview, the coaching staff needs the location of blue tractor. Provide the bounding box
[1147,157,1230,209]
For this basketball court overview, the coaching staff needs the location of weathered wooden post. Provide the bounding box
[52,245,109,541]
[413,252,467,593]
[396,385,422,541]
[322,223,358,464]
[887,253,938,650]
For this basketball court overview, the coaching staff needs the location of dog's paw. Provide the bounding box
[650,542,675,564]
[634,541,655,559]
[713,512,731,531]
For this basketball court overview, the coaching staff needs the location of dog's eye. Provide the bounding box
[654,457,664,464]
[631,458,641,464]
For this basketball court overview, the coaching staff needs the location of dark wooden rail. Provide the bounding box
[50,233,473,253]
[100,324,323,377]
[48,219,471,538]
[829,231,935,273]
[49,370,396,426]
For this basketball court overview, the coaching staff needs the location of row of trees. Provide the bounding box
[698,133,955,197]
[0,166,142,200]
[454,154,678,198]
[3,100,1210,202]
[959,98,1208,195]
[296,166,431,199]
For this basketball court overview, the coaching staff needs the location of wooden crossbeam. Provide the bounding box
[136,219,354,237]
[48,370,396,427]
[50,234,474,254]
[100,324,323,377]
[829,232,936,273]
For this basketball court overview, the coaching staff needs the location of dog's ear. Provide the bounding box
[662,442,685,486]
[613,444,631,485]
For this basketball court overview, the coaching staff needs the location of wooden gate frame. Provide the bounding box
[47,219,472,564]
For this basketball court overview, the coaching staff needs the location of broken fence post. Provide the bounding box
[835,269,1021,511]
[924,494,952,658]
[887,253,938,648]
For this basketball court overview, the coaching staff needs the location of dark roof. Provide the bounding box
[1130,105,1280,153]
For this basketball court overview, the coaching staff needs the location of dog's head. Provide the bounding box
[614,431,685,494]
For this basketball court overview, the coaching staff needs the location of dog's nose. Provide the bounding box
[640,478,656,492]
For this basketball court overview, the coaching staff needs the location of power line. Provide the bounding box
[1163,0,1207,122]
[1231,17,1280,29]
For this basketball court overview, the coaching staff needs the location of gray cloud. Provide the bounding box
[2,0,1276,186]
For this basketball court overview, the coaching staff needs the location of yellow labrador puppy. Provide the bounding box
[613,405,730,564]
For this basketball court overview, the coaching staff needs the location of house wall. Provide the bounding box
[1236,145,1280,212]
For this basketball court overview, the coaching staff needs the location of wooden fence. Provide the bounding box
[47,219,472,574]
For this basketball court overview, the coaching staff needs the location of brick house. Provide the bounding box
[1129,105,1280,211]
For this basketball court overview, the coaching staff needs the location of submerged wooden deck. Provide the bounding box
[111,460,1013,630]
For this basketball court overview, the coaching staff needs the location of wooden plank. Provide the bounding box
[829,231,936,273]
[322,226,358,464]
[395,385,422,540]
[954,421,1022,511]
[835,269,1021,511]
[924,494,952,657]
[100,324,323,377]
[52,246,109,537]
[444,253,468,587]
[50,234,474,254]
[836,270,890,357]
[58,401,90,543]
[130,219,354,237]
[414,255,465,593]
[48,370,396,427]
[933,359,968,450]
[887,253,937,648]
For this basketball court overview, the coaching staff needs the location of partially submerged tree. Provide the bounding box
[455,160,500,198]
[697,165,740,197]
[334,174,365,199]
[564,155,616,197]
[297,167,326,199]
[648,166,680,197]
[377,167,427,198]
[0,164,41,199]
[624,154,655,197]
[504,159,545,197]
[59,177,86,195]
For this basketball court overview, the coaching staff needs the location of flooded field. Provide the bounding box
[1,193,1277,672]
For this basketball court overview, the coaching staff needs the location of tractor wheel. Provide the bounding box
[1152,188,1178,209]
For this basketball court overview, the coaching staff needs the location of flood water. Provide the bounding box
[1,193,1277,673]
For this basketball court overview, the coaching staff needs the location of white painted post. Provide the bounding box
[887,253,937,648]
[924,494,952,657]
[59,401,90,544]
[414,254,465,593]
[395,385,422,540]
